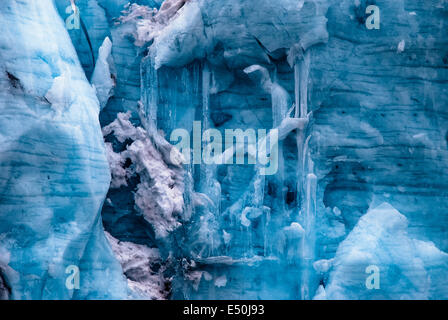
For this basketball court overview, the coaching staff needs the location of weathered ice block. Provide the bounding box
[0,0,127,299]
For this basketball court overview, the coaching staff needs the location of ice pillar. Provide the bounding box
[293,50,317,300]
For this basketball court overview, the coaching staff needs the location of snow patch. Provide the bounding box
[91,37,115,109]
[324,203,448,299]
[397,40,406,53]
[214,275,227,288]
[106,232,168,300]
[103,112,185,238]
[44,67,75,114]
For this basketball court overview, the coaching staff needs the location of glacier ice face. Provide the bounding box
[130,0,448,300]
[139,0,329,70]
[54,0,149,125]
[130,0,330,300]
[309,0,448,270]
[0,0,127,299]
[1,0,447,300]
[323,203,448,300]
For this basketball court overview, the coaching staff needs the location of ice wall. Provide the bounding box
[54,0,162,125]
[53,0,179,298]
[0,0,127,299]
[1,0,447,300]
[309,0,448,259]
[323,203,448,300]
[130,0,448,299]
[132,0,331,299]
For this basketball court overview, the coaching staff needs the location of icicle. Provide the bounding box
[202,62,210,133]
[200,61,211,194]
[303,134,312,178]
[199,61,220,214]
[140,54,159,134]
[299,52,310,118]
[149,58,159,133]
[294,62,300,118]
[293,50,311,208]
[293,48,317,300]
[301,159,317,300]
[183,62,201,221]
[243,65,290,211]
[294,66,303,209]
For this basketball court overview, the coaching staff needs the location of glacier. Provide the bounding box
[0,0,128,299]
[0,0,447,300]
[323,203,448,300]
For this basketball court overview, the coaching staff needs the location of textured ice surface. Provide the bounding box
[102,112,185,239]
[106,232,168,299]
[133,0,448,300]
[0,0,127,299]
[54,0,153,125]
[1,0,447,300]
[323,203,448,300]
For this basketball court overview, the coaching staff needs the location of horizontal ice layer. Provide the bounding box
[133,0,329,69]
[0,0,127,299]
[323,203,448,300]
[308,0,448,256]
